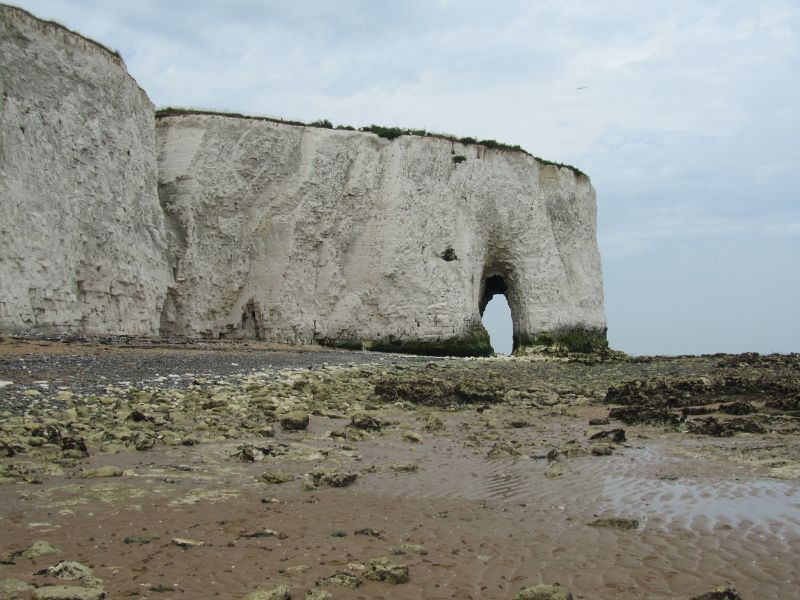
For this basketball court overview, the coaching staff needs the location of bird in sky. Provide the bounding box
[576,86,587,90]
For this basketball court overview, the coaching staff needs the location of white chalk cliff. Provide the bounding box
[0,5,170,335]
[0,4,606,354]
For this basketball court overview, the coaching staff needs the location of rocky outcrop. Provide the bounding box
[0,5,171,335]
[0,4,606,354]
[157,114,605,353]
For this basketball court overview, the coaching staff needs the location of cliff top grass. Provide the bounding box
[155,106,586,178]
[3,3,122,60]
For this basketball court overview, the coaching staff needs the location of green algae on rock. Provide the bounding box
[260,469,296,484]
[588,517,640,530]
[32,585,106,600]
[241,586,291,600]
[80,466,122,479]
[303,467,357,490]
[363,558,410,584]
[17,540,61,559]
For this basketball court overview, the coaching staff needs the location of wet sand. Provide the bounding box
[1,339,798,599]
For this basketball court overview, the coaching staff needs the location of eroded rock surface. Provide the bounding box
[0,5,171,335]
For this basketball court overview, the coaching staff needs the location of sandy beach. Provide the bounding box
[1,337,798,599]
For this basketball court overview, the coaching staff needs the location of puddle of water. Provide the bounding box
[598,475,800,535]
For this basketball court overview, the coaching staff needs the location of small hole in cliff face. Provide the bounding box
[441,248,458,261]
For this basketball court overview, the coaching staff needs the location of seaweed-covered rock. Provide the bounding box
[317,571,362,588]
[682,406,717,416]
[486,441,521,458]
[0,579,34,599]
[348,413,381,431]
[690,586,743,600]
[363,558,409,584]
[42,561,100,586]
[32,586,106,600]
[303,467,357,489]
[590,443,613,456]
[588,428,626,444]
[80,466,122,479]
[765,396,800,412]
[373,375,503,407]
[260,470,295,484]
[280,412,310,431]
[686,417,766,437]
[545,462,565,479]
[423,415,445,431]
[16,540,61,559]
[718,401,756,415]
[60,436,88,458]
[241,586,291,600]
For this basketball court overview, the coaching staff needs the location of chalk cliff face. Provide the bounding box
[0,3,606,353]
[157,115,605,352]
[0,5,171,334]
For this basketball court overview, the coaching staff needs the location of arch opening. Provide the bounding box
[479,274,514,355]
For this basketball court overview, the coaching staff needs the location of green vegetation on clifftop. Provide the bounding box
[155,107,586,177]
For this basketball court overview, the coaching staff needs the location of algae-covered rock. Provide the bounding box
[80,466,122,479]
[590,443,613,456]
[544,462,565,479]
[59,436,88,458]
[486,441,521,458]
[354,527,383,538]
[241,586,291,600]
[588,517,639,530]
[690,586,743,600]
[318,571,362,588]
[0,579,34,599]
[348,413,381,431]
[18,540,61,559]
[422,415,445,431]
[303,588,331,600]
[280,412,310,431]
[234,444,268,462]
[363,558,409,584]
[588,428,626,444]
[686,417,766,437]
[513,583,573,600]
[303,467,357,489]
[392,543,428,555]
[260,470,295,484]
[44,561,96,582]
[32,586,106,600]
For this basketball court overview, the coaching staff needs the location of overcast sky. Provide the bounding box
[14,0,799,355]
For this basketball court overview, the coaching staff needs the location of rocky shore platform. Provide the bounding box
[1,336,798,599]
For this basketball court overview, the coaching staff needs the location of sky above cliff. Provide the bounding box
[16,0,800,355]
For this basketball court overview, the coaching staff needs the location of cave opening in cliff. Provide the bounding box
[480,275,513,355]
